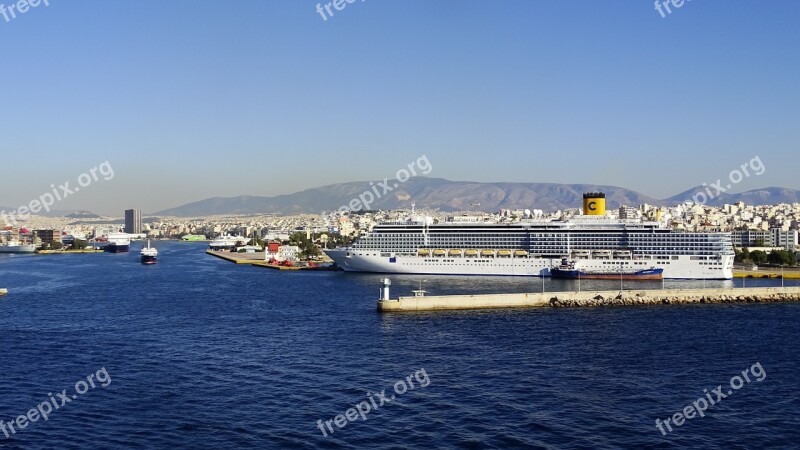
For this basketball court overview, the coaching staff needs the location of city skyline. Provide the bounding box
[1,1,798,215]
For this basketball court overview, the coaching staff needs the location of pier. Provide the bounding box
[734,269,800,279]
[377,285,800,313]
[206,250,332,271]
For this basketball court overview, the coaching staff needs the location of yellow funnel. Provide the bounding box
[583,193,606,216]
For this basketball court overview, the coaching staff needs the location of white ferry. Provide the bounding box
[325,193,735,280]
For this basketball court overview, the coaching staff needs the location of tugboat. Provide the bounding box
[550,259,663,280]
[140,240,158,265]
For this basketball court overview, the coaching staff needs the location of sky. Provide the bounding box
[1,0,798,215]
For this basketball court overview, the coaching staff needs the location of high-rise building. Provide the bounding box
[125,209,142,234]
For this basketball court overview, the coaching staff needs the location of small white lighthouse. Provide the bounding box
[380,278,392,301]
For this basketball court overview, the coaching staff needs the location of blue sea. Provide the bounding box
[1,242,799,449]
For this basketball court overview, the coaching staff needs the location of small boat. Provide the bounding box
[448,249,463,257]
[480,249,495,257]
[0,288,7,296]
[417,249,430,256]
[550,259,663,280]
[464,249,479,257]
[497,249,512,257]
[514,250,529,257]
[433,249,447,256]
[140,240,158,265]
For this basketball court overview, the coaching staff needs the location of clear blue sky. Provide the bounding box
[1,0,798,215]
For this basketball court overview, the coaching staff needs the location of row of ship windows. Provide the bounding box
[369,233,729,240]
[362,240,726,248]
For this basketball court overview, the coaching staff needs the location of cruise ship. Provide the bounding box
[325,193,735,280]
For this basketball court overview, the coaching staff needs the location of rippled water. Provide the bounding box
[1,242,798,449]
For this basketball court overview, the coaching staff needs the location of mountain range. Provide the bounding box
[151,177,800,217]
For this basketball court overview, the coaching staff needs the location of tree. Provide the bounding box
[735,247,750,263]
[750,250,768,265]
[768,250,797,266]
[752,238,766,247]
[70,239,88,250]
[288,232,322,259]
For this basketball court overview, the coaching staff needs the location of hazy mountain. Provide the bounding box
[666,186,800,206]
[0,206,93,219]
[65,210,101,219]
[152,178,800,217]
[152,177,656,216]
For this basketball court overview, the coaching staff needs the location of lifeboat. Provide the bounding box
[497,249,512,257]
[593,250,612,258]
[514,250,529,257]
[448,249,463,257]
[480,249,496,257]
[433,249,447,256]
[464,249,479,257]
[418,249,430,256]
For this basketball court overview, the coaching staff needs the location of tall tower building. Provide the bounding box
[125,209,142,234]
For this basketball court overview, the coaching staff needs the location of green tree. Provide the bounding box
[750,250,768,265]
[70,239,88,250]
[768,250,797,266]
[288,232,322,259]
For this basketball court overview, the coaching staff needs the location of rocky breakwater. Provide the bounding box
[548,288,800,308]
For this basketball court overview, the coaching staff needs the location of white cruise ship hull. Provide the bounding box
[326,250,734,280]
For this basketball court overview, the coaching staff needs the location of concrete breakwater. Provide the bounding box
[377,287,800,313]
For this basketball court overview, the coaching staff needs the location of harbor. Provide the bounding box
[376,279,800,312]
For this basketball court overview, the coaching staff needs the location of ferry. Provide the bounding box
[209,235,248,250]
[325,193,735,279]
[106,233,131,253]
[550,258,663,280]
[140,240,158,265]
[0,241,36,254]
